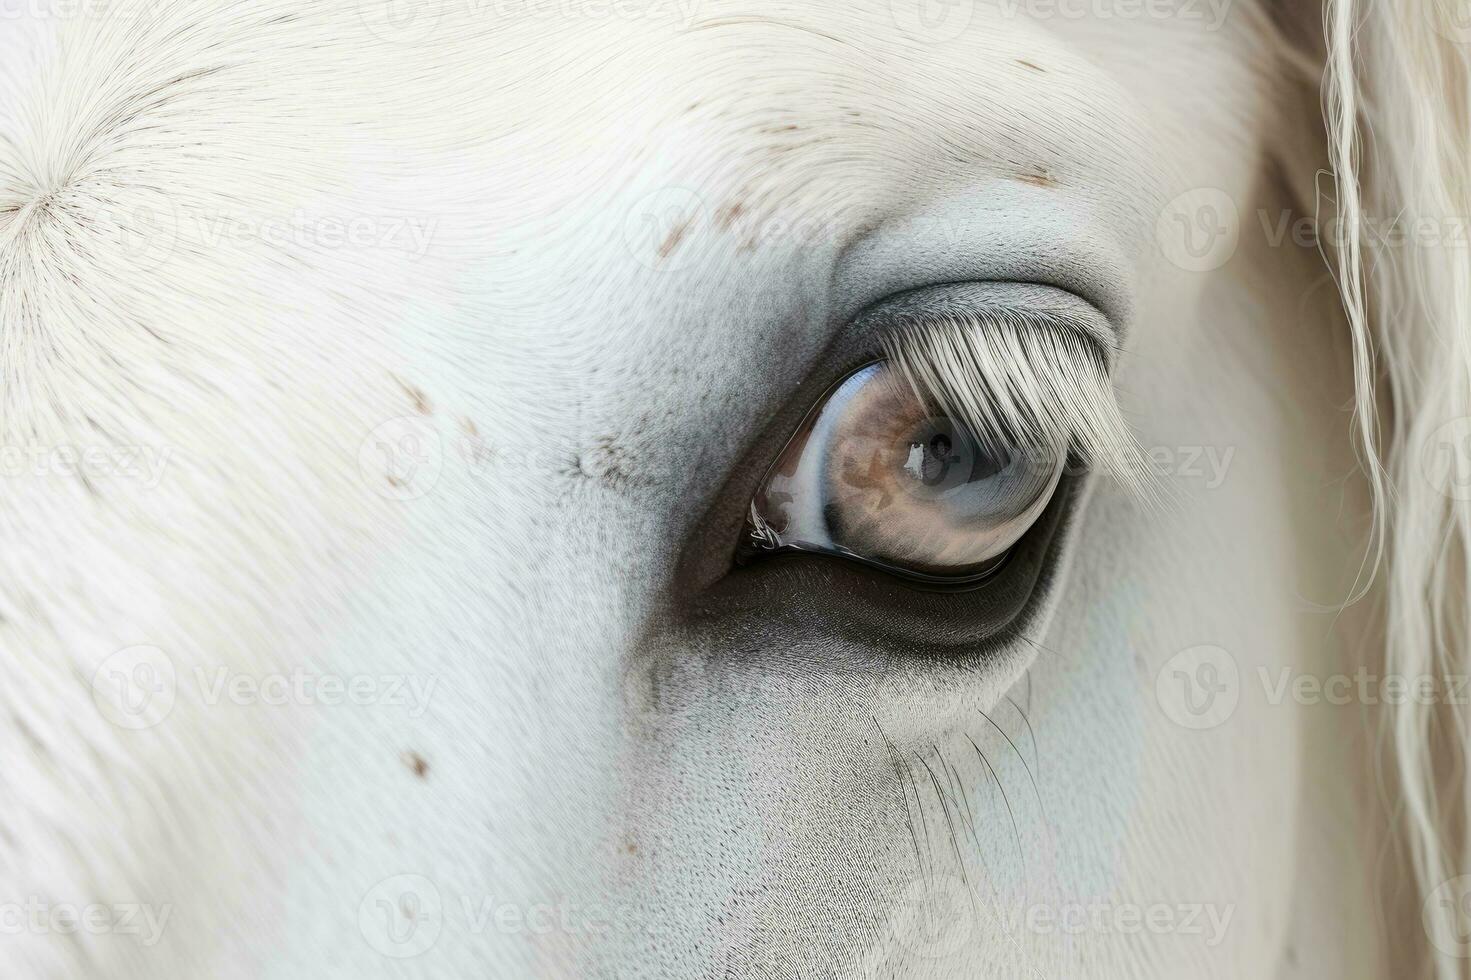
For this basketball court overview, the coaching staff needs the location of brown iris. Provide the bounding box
[746,362,1063,582]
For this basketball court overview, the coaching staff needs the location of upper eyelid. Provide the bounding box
[828,184,1139,337]
[861,281,1122,368]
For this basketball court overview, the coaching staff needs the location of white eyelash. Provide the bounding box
[879,306,1157,502]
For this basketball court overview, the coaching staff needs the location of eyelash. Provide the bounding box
[879,304,1151,503]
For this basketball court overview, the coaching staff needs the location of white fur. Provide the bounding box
[0,1,1414,977]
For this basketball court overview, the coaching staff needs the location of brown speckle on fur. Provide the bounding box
[716,202,747,230]
[1016,169,1058,188]
[403,751,430,779]
[658,221,690,258]
[391,374,432,414]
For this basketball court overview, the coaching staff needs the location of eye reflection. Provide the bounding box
[744,361,1065,583]
[903,430,967,487]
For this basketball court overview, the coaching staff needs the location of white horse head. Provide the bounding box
[0,0,1466,977]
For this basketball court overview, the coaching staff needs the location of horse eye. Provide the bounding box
[742,361,1065,584]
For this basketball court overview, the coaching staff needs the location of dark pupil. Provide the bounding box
[918,432,957,486]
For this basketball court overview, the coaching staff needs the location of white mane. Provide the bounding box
[1325,3,1471,977]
